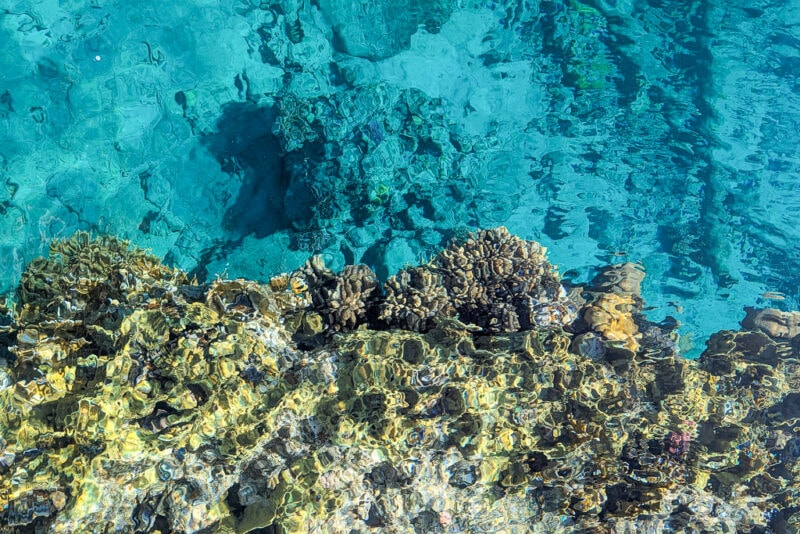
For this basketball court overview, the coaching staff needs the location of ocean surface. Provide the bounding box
[1,0,799,357]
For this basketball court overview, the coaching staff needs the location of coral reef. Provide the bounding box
[299,256,381,333]
[570,262,679,358]
[431,227,577,332]
[381,227,577,333]
[1,230,799,532]
[271,85,469,262]
[1,233,301,532]
[380,265,454,331]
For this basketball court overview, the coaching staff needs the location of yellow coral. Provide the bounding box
[583,293,641,352]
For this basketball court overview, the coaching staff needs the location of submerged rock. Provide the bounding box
[318,0,453,60]
[0,229,799,532]
[741,306,800,340]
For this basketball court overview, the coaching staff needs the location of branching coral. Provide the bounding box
[379,227,576,333]
[380,266,454,331]
[300,256,381,333]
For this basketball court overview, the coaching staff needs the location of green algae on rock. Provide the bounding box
[1,229,799,532]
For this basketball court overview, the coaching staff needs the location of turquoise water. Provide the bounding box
[1,0,799,357]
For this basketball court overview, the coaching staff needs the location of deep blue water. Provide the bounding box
[1,0,799,357]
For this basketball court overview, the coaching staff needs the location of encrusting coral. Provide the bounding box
[581,292,641,352]
[1,229,800,532]
[1,233,304,532]
[570,262,677,358]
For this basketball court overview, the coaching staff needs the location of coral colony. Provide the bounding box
[1,228,799,531]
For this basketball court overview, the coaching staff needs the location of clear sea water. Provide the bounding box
[1,0,799,358]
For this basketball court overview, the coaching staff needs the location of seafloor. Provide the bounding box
[1,229,798,533]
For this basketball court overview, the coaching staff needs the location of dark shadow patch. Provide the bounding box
[200,102,289,239]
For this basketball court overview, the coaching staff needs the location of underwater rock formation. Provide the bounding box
[318,0,453,60]
[741,306,800,340]
[1,229,799,532]
[270,85,470,262]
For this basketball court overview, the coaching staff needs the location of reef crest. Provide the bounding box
[0,229,798,533]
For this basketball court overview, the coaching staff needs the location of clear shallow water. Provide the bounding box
[1,0,799,357]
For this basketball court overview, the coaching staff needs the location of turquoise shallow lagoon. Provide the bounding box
[1,2,799,353]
